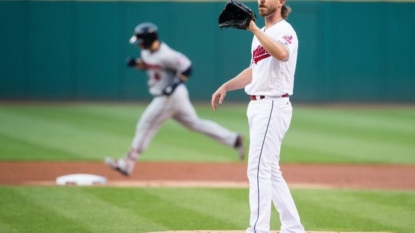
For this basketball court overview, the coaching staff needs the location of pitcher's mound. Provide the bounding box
[148,231,390,233]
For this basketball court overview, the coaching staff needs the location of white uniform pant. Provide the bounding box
[131,84,238,154]
[246,98,304,233]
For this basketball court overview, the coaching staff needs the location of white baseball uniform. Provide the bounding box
[131,42,239,155]
[245,20,304,233]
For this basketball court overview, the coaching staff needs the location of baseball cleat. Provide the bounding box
[234,134,245,161]
[105,157,134,177]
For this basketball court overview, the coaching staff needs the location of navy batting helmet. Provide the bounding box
[129,22,158,49]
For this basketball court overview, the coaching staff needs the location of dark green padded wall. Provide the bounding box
[1,1,414,103]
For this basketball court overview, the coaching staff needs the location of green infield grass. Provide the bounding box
[1,103,414,233]
[0,186,414,233]
[0,103,414,164]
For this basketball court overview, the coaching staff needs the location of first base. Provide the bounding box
[56,174,107,186]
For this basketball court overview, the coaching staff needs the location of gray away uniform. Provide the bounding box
[131,42,239,155]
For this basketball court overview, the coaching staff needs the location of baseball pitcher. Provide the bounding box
[213,0,305,232]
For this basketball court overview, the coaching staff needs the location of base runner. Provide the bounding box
[105,22,245,176]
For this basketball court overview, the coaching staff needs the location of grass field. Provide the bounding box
[0,187,414,233]
[0,103,414,233]
[0,103,414,163]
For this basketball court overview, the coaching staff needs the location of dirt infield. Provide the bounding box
[0,161,414,190]
[0,161,406,233]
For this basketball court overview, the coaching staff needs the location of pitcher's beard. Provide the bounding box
[259,6,277,17]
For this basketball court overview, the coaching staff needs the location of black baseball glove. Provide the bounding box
[218,0,256,30]
[126,57,137,67]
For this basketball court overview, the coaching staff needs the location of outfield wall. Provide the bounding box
[1,0,414,103]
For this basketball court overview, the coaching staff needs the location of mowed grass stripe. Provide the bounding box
[0,104,414,163]
[343,191,415,232]
[0,104,247,162]
[292,108,415,140]
[294,189,415,233]
[146,188,249,229]
[283,107,415,164]
[15,187,168,233]
[132,188,239,230]
[0,105,137,136]
[87,187,247,231]
[0,187,91,233]
[142,120,244,162]
[284,129,415,163]
[0,187,414,233]
[0,107,132,160]
[0,133,78,160]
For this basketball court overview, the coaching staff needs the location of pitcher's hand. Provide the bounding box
[211,86,227,111]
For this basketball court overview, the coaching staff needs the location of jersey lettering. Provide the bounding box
[144,63,162,70]
[153,72,161,81]
[253,45,271,64]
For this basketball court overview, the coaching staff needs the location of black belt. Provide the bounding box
[250,93,289,100]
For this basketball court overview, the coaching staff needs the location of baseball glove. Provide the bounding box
[218,0,256,30]
[126,57,137,67]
